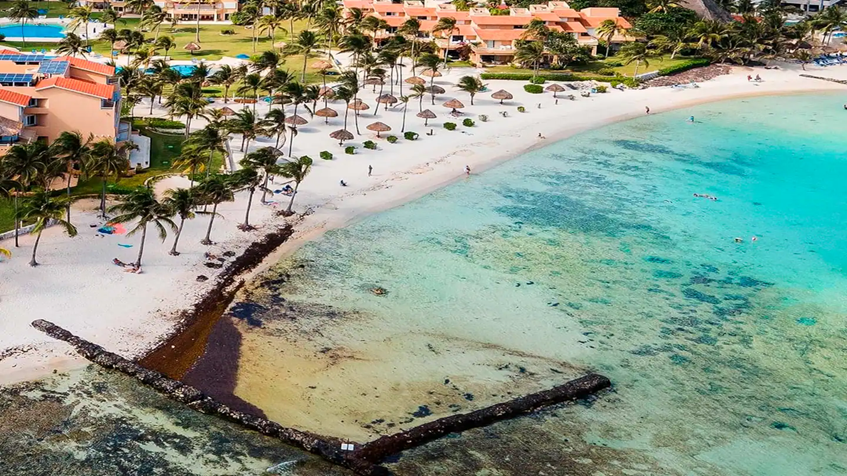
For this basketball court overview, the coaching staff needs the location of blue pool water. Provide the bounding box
[0,23,65,39]
[224,94,847,475]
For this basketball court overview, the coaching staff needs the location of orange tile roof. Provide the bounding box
[578,14,631,28]
[532,12,562,21]
[405,7,434,16]
[437,11,469,19]
[381,16,406,27]
[373,3,405,12]
[456,25,477,37]
[419,20,437,31]
[36,76,115,100]
[0,48,22,55]
[551,7,581,18]
[560,21,587,33]
[343,0,371,8]
[475,29,526,41]
[54,56,116,75]
[472,15,534,25]
[0,89,32,107]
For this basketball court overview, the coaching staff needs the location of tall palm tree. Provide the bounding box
[433,17,458,66]
[138,75,164,115]
[316,4,344,62]
[125,0,154,14]
[19,191,77,267]
[188,124,228,176]
[334,85,355,133]
[416,53,442,105]
[690,20,728,50]
[259,14,287,51]
[100,6,122,27]
[56,33,87,58]
[142,5,168,40]
[618,41,653,77]
[172,147,208,188]
[155,36,176,59]
[165,82,207,139]
[514,40,545,78]
[339,71,363,134]
[457,75,484,105]
[279,1,302,42]
[109,188,176,267]
[162,187,196,255]
[1,141,47,247]
[262,108,288,148]
[100,28,120,61]
[279,156,313,214]
[399,95,410,132]
[50,131,91,222]
[85,139,132,219]
[7,0,38,48]
[285,30,321,82]
[195,175,235,245]
[411,83,426,112]
[596,19,627,58]
[339,33,371,83]
[193,0,212,43]
[240,146,281,204]
[284,81,306,156]
[649,27,692,60]
[68,5,94,47]
[238,73,264,114]
[229,167,262,229]
[252,50,283,74]
[647,0,680,13]
[361,16,390,48]
[209,64,241,103]
[399,18,422,76]
[228,108,263,152]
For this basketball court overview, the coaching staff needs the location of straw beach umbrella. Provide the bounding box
[426,85,445,94]
[420,68,442,78]
[112,40,128,51]
[349,99,369,116]
[284,114,309,126]
[311,60,332,71]
[315,107,338,124]
[184,42,201,55]
[377,94,398,106]
[219,106,237,116]
[545,84,565,98]
[330,129,354,145]
[274,41,287,50]
[405,76,426,85]
[491,89,513,104]
[366,121,391,138]
[365,77,384,93]
[442,98,465,114]
[416,109,436,126]
[319,86,335,99]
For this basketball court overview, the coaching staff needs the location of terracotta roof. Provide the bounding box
[456,25,477,37]
[472,16,534,25]
[405,7,434,16]
[36,76,115,100]
[343,0,372,7]
[560,21,587,33]
[532,12,563,21]
[381,16,406,27]
[0,48,22,55]
[475,29,526,41]
[437,11,469,19]
[0,89,32,107]
[551,7,581,18]
[373,3,405,12]
[419,20,437,31]
[53,56,116,75]
[578,14,631,28]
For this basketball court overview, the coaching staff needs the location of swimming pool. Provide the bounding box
[0,23,66,40]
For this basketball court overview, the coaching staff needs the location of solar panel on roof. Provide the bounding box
[0,54,50,64]
[0,73,35,85]
[38,60,69,75]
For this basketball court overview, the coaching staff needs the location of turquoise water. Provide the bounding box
[225,94,847,475]
[0,24,65,39]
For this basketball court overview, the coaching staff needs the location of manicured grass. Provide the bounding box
[0,197,16,234]
[486,54,699,78]
[0,1,73,18]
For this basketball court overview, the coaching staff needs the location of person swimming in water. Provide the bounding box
[734,237,743,243]
[340,180,347,186]
[688,116,695,122]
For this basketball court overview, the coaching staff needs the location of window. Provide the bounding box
[24,115,36,126]
[417,15,427,20]
[28,98,38,107]
[107,77,118,85]
[101,99,115,108]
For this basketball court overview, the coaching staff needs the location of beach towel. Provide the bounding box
[118,243,133,248]
[97,226,114,234]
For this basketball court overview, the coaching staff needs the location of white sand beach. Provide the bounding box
[1,62,846,385]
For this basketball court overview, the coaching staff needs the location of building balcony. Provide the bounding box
[434,38,467,49]
[117,121,131,142]
[471,45,516,55]
[24,107,49,115]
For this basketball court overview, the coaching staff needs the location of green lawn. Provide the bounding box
[0,1,73,18]
[486,54,697,78]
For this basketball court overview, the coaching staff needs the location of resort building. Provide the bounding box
[0,50,149,168]
[79,1,240,21]
[341,0,632,65]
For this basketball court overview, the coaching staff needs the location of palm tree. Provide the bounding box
[259,14,287,51]
[155,36,176,59]
[100,6,122,27]
[138,75,164,115]
[57,33,87,58]
[252,50,283,74]
[597,19,627,58]
[416,53,442,105]
[361,15,390,48]
[162,187,196,255]
[19,191,77,267]
[514,40,546,78]
[284,82,306,156]
[262,108,288,148]
[109,188,176,267]
[339,71,363,135]
[100,28,120,61]
[647,0,680,13]
[86,139,131,218]
[142,5,168,40]
[690,20,728,50]
[1,141,47,247]
[339,33,371,83]
[618,41,653,77]
[209,64,241,103]
[190,124,229,175]
[172,147,208,187]
[0,176,18,256]
[304,84,321,117]
[316,4,344,61]
[334,85,355,133]
[50,131,91,222]
[193,0,212,43]
[399,18,422,75]
[165,82,207,139]
[433,17,458,66]
[411,83,426,112]
[240,146,280,204]
[279,156,313,215]
[262,68,295,104]
[228,108,262,152]
[457,75,484,105]
[195,175,235,245]
[399,95,410,132]
[279,1,302,42]
[650,27,692,60]
[7,0,38,48]
[229,167,262,229]
[68,5,94,47]
[238,73,264,114]
[116,65,143,116]
[125,0,154,14]
[794,49,813,70]
[285,30,321,82]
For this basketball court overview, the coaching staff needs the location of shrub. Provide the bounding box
[479,114,488,122]
[611,77,640,88]
[462,118,475,127]
[220,29,236,35]
[595,85,608,93]
[404,131,419,140]
[363,140,377,150]
[146,118,185,129]
[517,106,526,113]
[524,84,543,94]
[443,122,457,131]
[605,61,623,67]
[658,58,710,76]
[481,72,623,83]
[299,155,312,162]
[345,146,356,155]
[596,68,616,76]
[529,76,546,84]
[320,151,333,160]
[386,135,398,144]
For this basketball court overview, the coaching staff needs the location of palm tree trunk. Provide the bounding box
[21,20,27,49]
[419,93,423,112]
[286,181,299,213]
[401,101,407,132]
[302,55,308,83]
[261,174,270,203]
[224,84,230,103]
[353,94,361,135]
[13,194,19,248]
[66,168,73,222]
[201,202,217,244]
[398,63,403,96]
[135,223,147,266]
[184,116,192,140]
[100,178,107,218]
[633,60,640,78]
[195,4,201,43]
[243,188,255,227]
[411,40,416,76]
[170,216,185,255]
[29,230,43,267]
[288,103,299,156]
[430,77,435,105]
[374,82,385,115]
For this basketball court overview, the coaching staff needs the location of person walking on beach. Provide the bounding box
[465,165,471,175]
[368,165,372,176]
[645,106,650,114]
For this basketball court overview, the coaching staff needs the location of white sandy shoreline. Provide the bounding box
[1,63,845,386]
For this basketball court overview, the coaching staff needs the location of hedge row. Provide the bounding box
[657,58,711,76]
[481,72,621,83]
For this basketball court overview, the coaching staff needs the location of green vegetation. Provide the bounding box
[595,85,608,93]
[320,151,333,160]
[517,106,526,113]
[345,146,356,155]
[462,118,475,127]
[657,58,711,76]
[524,84,544,94]
[386,135,398,144]
[443,122,457,131]
[404,131,419,141]
[363,140,377,150]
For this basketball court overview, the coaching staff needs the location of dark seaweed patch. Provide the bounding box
[682,288,721,305]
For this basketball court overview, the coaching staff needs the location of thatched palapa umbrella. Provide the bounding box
[405,76,426,85]
[315,107,338,124]
[367,121,391,138]
[377,94,398,105]
[349,99,369,116]
[330,129,354,145]
[311,60,333,71]
[417,109,436,126]
[491,89,513,104]
[112,40,128,51]
[184,42,201,55]
[319,86,335,99]
[442,99,465,114]
[545,84,565,98]
[426,85,445,94]
[219,106,237,117]
[273,41,287,50]
[284,114,309,126]
[420,68,442,78]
